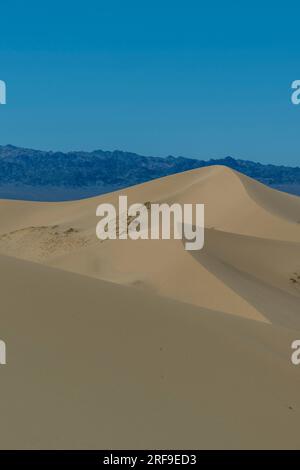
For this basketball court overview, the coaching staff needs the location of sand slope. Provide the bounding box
[0,165,299,326]
[1,254,300,449]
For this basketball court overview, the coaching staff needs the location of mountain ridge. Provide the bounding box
[0,144,300,201]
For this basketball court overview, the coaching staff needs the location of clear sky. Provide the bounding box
[0,0,299,165]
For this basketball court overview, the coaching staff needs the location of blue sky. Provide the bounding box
[0,0,299,165]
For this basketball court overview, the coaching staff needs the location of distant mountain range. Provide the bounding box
[0,144,300,201]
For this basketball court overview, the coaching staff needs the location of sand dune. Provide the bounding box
[0,165,300,448]
[0,165,299,325]
[1,254,300,449]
